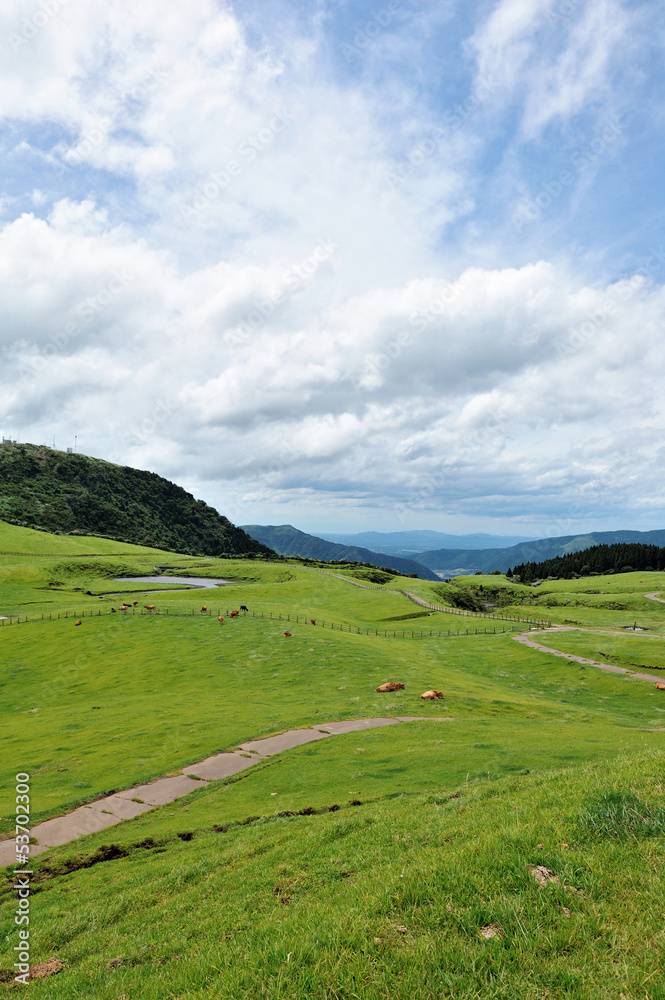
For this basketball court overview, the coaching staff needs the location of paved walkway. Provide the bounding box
[0,716,454,868]
[513,628,663,683]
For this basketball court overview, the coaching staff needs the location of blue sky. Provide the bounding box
[0,0,664,536]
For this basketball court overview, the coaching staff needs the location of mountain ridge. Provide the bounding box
[240,523,440,580]
[318,529,536,556]
[415,529,665,575]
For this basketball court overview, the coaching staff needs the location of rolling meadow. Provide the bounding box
[1,521,665,998]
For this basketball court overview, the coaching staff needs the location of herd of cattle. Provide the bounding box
[72,601,665,693]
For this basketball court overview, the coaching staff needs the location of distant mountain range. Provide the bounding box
[240,524,440,580]
[243,524,665,578]
[318,530,535,557]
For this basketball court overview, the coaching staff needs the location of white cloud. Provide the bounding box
[0,0,663,533]
[470,0,635,140]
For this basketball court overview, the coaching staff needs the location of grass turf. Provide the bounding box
[2,522,665,996]
[1,749,664,999]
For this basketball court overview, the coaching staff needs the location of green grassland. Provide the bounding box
[8,611,662,832]
[1,749,664,999]
[435,572,665,632]
[15,718,664,856]
[533,629,665,678]
[2,522,665,996]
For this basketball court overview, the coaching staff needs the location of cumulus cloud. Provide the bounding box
[0,0,663,533]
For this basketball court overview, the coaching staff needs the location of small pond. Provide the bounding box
[113,576,229,590]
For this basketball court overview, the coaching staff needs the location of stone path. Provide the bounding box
[513,628,663,683]
[0,716,454,868]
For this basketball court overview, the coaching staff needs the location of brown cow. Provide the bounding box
[144,605,156,612]
[201,606,207,613]
[218,616,224,623]
[310,618,316,625]
[133,601,138,606]
[284,631,292,637]
[421,690,444,700]
[655,681,665,691]
[229,610,239,618]
[376,682,404,693]
[74,620,82,626]
[119,605,130,611]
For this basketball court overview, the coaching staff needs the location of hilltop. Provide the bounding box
[0,443,274,558]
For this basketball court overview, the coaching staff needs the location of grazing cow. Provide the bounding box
[376,682,404,693]
[229,610,239,618]
[144,605,156,612]
[310,618,316,625]
[218,616,224,623]
[132,601,138,606]
[656,681,665,691]
[111,607,116,613]
[283,631,292,637]
[119,605,130,611]
[421,690,444,700]
[240,605,249,612]
[74,620,82,626]
[201,606,208,614]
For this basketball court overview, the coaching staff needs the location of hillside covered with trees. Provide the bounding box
[241,523,439,580]
[0,443,274,558]
[509,542,665,583]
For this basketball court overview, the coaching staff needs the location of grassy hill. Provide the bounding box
[1,523,665,996]
[0,443,273,558]
[416,528,665,575]
[2,738,664,997]
[241,523,440,580]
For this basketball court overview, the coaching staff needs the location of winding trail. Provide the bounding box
[513,627,663,683]
[2,587,662,867]
[0,716,453,869]
[399,589,550,627]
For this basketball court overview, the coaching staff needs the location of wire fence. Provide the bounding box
[0,605,549,637]
[397,590,552,627]
[304,569,552,627]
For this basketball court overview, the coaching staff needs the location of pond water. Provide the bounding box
[113,576,229,589]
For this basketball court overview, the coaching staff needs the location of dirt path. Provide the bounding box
[645,592,665,604]
[513,628,662,683]
[0,716,454,869]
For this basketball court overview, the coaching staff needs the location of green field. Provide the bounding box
[2,750,664,999]
[531,628,665,678]
[1,522,665,996]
